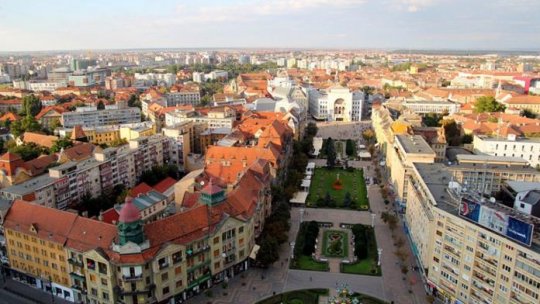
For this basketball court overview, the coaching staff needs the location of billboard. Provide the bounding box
[459,198,534,246]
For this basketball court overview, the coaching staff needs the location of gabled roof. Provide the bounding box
[129,182,153,197]
[0,112,20,122]
[0,152,22,162]
[61,142,95,162]
[35,106,65,120]
[4,200,78,244]
[20,154,58,176]
[22,132,59,149]
[153,177,177,194]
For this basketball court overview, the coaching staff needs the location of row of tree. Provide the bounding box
[351,224,375,260]
[256,201,291,267]
[294,221,320,257]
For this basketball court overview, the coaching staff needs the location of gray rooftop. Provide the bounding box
[456,154,528,164]
[0,175,57,196]
[395,134,435,155]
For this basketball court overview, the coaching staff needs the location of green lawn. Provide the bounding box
[322,230,348,258]
[256,289,329,304]
[291,255,329,271]
[307,168,369,209]
[341,224,381,276]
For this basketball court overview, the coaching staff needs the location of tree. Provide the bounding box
[97,100,105,110]
[343,191,352,208]
[8,143,44,161]
[474,96,505,113]
[305,122,318,138]
[461,134,473,144]
[50,138,74,153]
[441,119,461,146]
[20,95,42,117]
[361,129,375,143]
[10,120,23,137]
[50,118,62,130]
[22,116,42,133]
[345,139,355,157]
[422,112,442,127]
[326,138,336,167]
[521,109,536,119]
[257,236,279,268]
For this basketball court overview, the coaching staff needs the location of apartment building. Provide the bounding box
[61,106,141,128]
[473,134,540,167]
[68,69,108,87]
[449,154,540,195]
[4,160,271,304]
[164,107,235,130]
[405,162,540,304]
[389,135,436,204]
[1,135,171,209]
[162,121,194,172]
[401,100,461,115]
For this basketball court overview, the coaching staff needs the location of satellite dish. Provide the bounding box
[489,197,496,203]
[200,181,205,186]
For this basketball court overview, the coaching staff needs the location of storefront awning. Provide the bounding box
[249,244,260,260]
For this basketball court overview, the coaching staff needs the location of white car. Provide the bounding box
[0,255,8,264]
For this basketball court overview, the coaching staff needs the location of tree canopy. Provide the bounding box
[20,95,42,117]
[474,96,505,113]
[325,138,336,167]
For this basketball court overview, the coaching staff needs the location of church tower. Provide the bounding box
[117,196,145,246]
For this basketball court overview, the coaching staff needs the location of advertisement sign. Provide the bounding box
[459,198,534,246]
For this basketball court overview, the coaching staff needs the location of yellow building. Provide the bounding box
[4,203,76,301]
[119,121,156,141]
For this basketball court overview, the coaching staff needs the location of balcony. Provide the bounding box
[117,284,155,296]
[187,274,211,289]
[187,260,210,273]
[122,274,143,282]
[158,262,169,270]
[68,258,83,267]
[186,245,210,257]
[68,271,85,280]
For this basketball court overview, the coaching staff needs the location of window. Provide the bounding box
[102,292,109,300]
[158,257,168,269]
[87,259,96,270]
[214,249,220,257]
[161,272,168,282]
[162,287,170,295]
[98,262,107,275]
[175,266,182,275]
[214,261,220,269]
[239,226,244,233]
[175,280,183,288]
[172,251,182,264]
[101,278,108,286]
[213,237,219,244]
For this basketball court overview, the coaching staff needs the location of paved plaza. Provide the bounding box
[315,121,372,141]
[189,159,429,304]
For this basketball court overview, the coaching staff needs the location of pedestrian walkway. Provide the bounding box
[1,279,72,304]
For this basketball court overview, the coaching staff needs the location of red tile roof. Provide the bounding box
[129,182,153,197]
[153,177,177,194]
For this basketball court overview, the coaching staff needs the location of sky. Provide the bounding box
[0,0,539,52]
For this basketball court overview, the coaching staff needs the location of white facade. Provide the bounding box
[166,91,201,106]
[308,85,364,121]
[134,73,176,87]
[402,100,461,115]
[165,110,234,130]
[473,135,540,167]
[61,107,141,128]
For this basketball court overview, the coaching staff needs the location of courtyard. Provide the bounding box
[322,230,348,258]
[307,168,369,209]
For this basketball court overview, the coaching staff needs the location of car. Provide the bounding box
[0,255,8,265]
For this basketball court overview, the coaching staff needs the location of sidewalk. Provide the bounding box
[1,278,72,304]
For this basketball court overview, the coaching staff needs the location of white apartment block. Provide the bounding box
[134,73,177,87]
[406,163,540,304]
[61,106,141,128]
[166,91,201,106]
[308,85,364,121]
[473,134,540,167]
[165,109,235,130]
[402,100,461,115]
[12,80,67,92]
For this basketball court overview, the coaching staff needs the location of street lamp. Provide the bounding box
[299,207,305,223]
[290,242,295,260]
[371,213,376,228]
[377,248,383,266]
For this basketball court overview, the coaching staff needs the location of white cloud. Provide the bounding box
[169,0,365,24]
[395,0,438,12]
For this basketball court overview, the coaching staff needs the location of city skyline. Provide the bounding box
[1,0,540,52]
